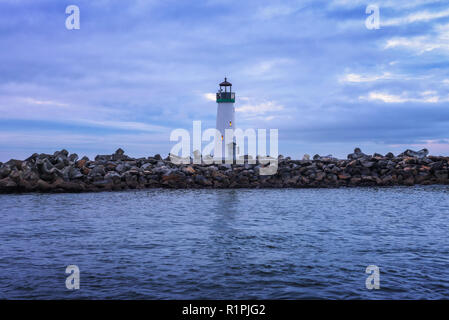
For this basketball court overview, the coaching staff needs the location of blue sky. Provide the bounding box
[0,0,448,161]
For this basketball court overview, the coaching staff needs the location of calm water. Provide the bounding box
[1,186,449,299]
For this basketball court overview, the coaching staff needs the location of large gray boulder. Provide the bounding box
[36,158,62,181]
[112,148,129,161]
[69,167,84,179]
[68,153,79,163]
[399,149,429,159]
[347,147,370,160]
[115,163,130,174]
[0,177,17,191]
[104,171,121,183]
[0,165,11,179]
[88,165,106,177]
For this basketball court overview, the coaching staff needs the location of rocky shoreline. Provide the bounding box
[0,148,448,193]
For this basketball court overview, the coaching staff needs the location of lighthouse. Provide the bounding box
[215,77,237,160]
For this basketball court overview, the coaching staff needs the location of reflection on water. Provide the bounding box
[1,186,449,299]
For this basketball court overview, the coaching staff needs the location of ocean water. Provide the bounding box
[0,186,448,299]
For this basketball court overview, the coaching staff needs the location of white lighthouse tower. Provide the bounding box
[215,77,236,160]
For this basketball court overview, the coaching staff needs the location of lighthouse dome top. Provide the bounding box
[219,77,232,87]
[216,77,235,103]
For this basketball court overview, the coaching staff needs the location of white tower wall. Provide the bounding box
[216,101,235,158]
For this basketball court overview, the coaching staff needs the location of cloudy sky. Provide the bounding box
[0,0,448,161]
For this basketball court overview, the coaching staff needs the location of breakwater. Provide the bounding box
[0,148,448,193]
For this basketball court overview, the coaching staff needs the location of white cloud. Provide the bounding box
[80,119,168,133]
[361,92,408,103]
[328,0,365,8]
[236,101,284,115]
[256,5,297,20]
[339,71,425,83]
[203,93,216,101]
[23,97,69,107]
[264,115,277,121]
[384,36,443,53]
[384,23,449,54]
[243,58,294,77]
[330,0,441,10]
[340,72,392,83]
[382,8,449,27]
[359,91,445,103]
[0,95,169,133]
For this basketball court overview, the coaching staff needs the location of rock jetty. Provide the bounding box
[0,148,448,193]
